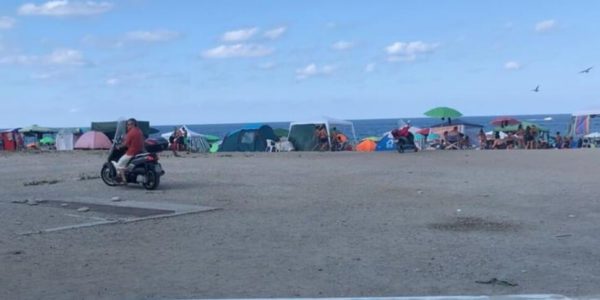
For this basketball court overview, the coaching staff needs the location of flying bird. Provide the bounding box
[579,66,593,73]
[532,85,540,92]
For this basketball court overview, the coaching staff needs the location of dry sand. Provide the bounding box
[1,149,599,299]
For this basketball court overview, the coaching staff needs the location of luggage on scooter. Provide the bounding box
[145,137,168,153]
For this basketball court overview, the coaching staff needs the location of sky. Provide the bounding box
[0,0,599,127]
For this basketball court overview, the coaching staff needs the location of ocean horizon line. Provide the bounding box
[0,113,572,131]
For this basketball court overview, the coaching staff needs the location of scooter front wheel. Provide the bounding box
[396,142,405,153]
[101,163,118,186]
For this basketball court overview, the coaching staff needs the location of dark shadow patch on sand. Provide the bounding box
[23,179,62,186]
[428,216,520,232]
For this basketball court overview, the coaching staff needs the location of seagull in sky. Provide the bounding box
[532,85,540,92]
[579,66,593,73]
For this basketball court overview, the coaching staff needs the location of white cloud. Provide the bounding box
[365,63,376,73]
[332,41,354,51]
[535,19,556,32]
[46,48,85,65]
[385,41,438,62]
[125,30,181,43]
[296,63,335,80]
[202,44,273,59]
[18,0,114,17]
[68,108,80,113]
[0,48,86,66]
[30,70,61,80]
[105,72,152,86]
[258,62,276,69]
[0,16,16,29]
[222,27,258,42]
[504,61,521,70]
[0,55,35,65]
[106,78,119,86]
[263,26,286,39]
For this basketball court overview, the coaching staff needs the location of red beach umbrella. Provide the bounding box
[417,128,430,135]
[490,116,520,127]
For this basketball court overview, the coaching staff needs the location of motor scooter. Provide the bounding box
[392,127,418,153]
[100,119,167,190]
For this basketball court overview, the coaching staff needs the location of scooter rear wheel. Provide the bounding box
[143,169,160,190]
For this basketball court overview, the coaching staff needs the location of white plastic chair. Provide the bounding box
[265,139,276,152]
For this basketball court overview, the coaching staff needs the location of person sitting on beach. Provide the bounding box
[446,126,462,149]
[115,118,144,184]
[555,132,563,149]
[505,132,515,149]
[491,131,505,149]
[478,129,487,150]
[313,124,329,151]
[564,136,572,149]
[442,131,449,149]
[461,135,470,149]
[331,128,349,151]
[330,127,340,151]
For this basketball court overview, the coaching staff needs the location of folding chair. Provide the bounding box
[265,139,276,152]
[445,135,461,150]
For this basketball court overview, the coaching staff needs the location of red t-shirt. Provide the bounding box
[125,127,144,156]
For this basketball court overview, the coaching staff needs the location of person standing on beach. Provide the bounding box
[524,126,533,149]
[531,125,539,149]
[515,124,525,149]
[115,118,144,183]
[169,127,181,157]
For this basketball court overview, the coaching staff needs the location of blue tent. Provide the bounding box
[375,131,396,151]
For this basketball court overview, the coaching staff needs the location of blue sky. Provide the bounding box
[0,0,598,127]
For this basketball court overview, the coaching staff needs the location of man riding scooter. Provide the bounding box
[114,118,144,184]
[391,121,417,153]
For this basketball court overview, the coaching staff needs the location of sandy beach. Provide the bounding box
[1,149,599,299]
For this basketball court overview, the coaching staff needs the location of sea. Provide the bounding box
[152,114,584,141]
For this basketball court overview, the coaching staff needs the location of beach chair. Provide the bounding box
[445,134,461,150]
[265,139,276,152]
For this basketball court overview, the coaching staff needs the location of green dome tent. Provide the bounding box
[219,124,279,152]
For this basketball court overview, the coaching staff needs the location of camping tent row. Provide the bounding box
[214,118,358,152]
[0,128,113,151]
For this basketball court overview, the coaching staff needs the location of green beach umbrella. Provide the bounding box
[362,136,380,142]
[424,107,463,119]
[202,134,220,143]
[39,136,55,145]
[209,142,221,153]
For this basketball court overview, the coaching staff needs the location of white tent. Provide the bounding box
[55,130,75,151]
[161,125,211,153]
[288,116,357,151]
[584,132,600,138]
